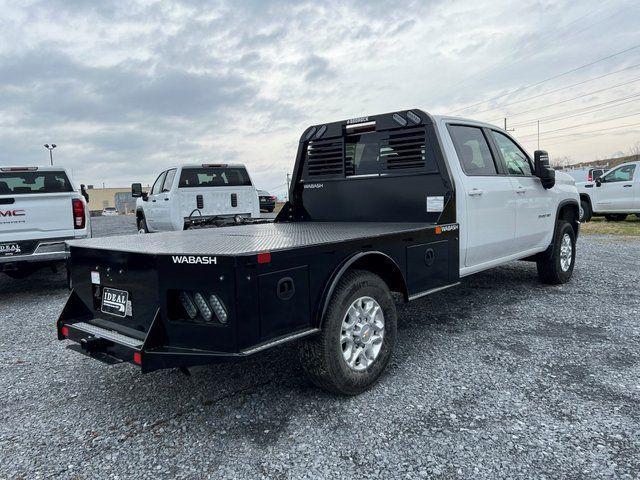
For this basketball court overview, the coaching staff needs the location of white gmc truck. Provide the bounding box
[132,164,260,233]
[0,166,90,279]
[576,161,640,222]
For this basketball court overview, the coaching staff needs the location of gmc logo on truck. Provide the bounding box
[0,210,25,217]
[172,255,217,265]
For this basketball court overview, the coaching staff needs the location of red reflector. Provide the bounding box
[61,326,69,337]
[133,352,142,365]
[257,252,271,264]
[72,198,86,230]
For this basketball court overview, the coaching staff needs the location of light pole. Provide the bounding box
[44,144,57,166]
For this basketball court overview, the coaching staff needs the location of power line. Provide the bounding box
[529,122,640,145]
[470,62,640,116]
[448,44,640,115]
[508,92,640,127]
[500,76,640,119]
[518,111,640,139]
[441,3,615,98]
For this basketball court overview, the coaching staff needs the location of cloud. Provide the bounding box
[0,0,638,191]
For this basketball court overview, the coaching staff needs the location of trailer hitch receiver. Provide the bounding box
[80,336,111,354]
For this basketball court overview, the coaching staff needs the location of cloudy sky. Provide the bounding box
[0,0,639,195]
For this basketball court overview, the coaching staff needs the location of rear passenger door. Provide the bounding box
[447,124,517,268]
[489,130,554,252]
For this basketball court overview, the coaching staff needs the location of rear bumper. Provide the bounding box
[0,239,70,266]
[57,291,318,373]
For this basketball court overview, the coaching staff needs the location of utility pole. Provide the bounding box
[43,144,57,166]
[286,173,291,201]
[503,118,515,132]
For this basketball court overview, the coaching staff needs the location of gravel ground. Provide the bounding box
[1,217,639,479]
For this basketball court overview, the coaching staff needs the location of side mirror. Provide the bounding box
[595,178,603,187]
[534,150,555,189]
[131,183,147,200]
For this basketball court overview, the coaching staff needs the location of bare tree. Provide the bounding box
[551,155,572,169]
[628,141,640,159]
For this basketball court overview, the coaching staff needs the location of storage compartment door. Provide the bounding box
[258,266,311,340]
[406,240,450,295]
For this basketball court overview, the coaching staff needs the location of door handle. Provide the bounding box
[468,188,483,196]
[151,199,156,203]
[164,197,170,201]
[515,186,527,194]
[623,184,632,187]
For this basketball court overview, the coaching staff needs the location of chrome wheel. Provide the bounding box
[560,233,573,272]
[138,228,146,234]
[578,204,584,222]
[341,296,385,372]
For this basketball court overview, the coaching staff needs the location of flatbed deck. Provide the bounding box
[68,222,434,256]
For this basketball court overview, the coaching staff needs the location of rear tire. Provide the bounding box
[137,216,149,233]
[579,200,592,222]
[299,270,397,396]
[536,221,576,285]
[4,265,39,279]
[604,214,628,222]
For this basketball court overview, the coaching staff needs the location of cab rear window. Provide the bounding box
[178,168,252,188]
[0,171,73,194]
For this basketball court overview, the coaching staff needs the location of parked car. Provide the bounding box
[577,161,639,222]
[131,164,260,233]
[58,109,579,395]
[258,190,277,212]
[101,207,118,216]
[566,167,606,184]
[0,166,90,279]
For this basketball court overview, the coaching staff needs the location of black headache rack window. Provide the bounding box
[303,122,438,180]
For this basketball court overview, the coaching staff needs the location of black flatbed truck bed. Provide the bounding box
[72,222,437,255]
[58,109,461,394]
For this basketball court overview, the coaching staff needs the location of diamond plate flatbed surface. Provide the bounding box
[68,222,434,256]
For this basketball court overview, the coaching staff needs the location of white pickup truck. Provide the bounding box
[132,164,260,233]
[59,110,581,395]
[577,161,640,222]
[0,166,90,279]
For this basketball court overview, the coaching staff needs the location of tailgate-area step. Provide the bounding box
[72,322,143,348]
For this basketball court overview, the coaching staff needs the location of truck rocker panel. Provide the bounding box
[58,109,579,395]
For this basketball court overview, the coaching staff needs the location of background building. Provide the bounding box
[85,187,135,214]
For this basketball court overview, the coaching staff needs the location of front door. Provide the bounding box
[146,170,167,232]
[490,130,554,252]
[447,124,517,268]
[154,168,177,231]
[594,164,637,212]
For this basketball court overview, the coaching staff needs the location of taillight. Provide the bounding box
[72,198,86,229]
[588,172,592,181]
[270,196,277,201]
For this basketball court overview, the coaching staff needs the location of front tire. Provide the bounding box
[137,216,149,233]
[299,270,397,395]
[536,221,576,285]
[605,214,628,222]
[4,264,39,279]
[579,200,592,222]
